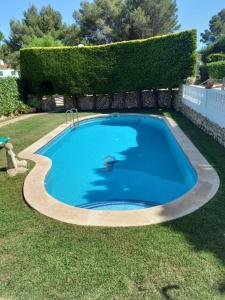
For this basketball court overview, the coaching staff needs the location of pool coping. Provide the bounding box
[19,114,220,227]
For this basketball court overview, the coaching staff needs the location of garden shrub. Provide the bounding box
[201,35,225,63]
[207,53,225,63]
[20,30,197,96]
[0,77,29,116]
[207,61,225,79]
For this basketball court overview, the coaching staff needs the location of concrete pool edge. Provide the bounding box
[19,114,220,227]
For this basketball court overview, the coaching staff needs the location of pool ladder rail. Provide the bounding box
[66,108,80,128]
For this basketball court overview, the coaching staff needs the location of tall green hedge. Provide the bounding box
[0,78,28,116]
[20,30,197,95]
[207,61,225,79]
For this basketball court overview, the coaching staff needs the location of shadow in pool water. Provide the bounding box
[81,118,191,209]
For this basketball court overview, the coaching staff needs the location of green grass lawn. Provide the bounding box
[0,110,225,300]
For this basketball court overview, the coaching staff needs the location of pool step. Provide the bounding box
[77,199,159,210]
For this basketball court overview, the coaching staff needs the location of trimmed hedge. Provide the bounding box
[206,53,225,63]
[20,30,197,95]
[207,61,225,79]
[0,78,29,116]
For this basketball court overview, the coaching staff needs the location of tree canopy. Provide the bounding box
[0,31,4,42]
[2,4,80,67]
[74,0,180,44]
[7,4,78,50]
[201,9,225,45]
[1,1,180,67]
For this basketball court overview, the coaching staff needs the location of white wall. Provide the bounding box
[182,85,225,128]
[0,69,19,78]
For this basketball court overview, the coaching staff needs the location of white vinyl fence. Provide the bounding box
[182,85,225,128]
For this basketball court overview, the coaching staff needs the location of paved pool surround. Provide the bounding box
[19,114,219,227]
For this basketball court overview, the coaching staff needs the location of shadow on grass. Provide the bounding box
[162,111,225,295]
[218,282,225,294]
[161,284,180,299]
[76,109,225,294]
[0,167,7,172]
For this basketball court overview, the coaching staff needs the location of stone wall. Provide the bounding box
[96,94,111,110]
[180,103,225,147]
[40,89,180,112]
[172,89,182,111]
[41,96,56,112]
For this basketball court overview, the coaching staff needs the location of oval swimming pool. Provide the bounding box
[37,114,197,211]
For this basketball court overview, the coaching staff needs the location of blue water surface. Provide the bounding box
[37,115,197,211]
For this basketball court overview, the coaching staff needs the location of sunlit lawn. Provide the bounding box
[0,110,225,300]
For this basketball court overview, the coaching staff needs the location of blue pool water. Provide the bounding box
[37,115,197,211]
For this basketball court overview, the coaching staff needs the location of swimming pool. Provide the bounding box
[37,115,197,211]
[20,114,219,226]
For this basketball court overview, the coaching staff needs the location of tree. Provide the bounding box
[0,31,4,60]
[201,9,225,45]
[63,24,81,46]
[0,44,19,69]
[124,0,180,39]
[0,31,4,42]
[74,0,180,44]
[23,33,63,47]
[74,0,124,44]
[201,34,225,63]
[7,4,79,50]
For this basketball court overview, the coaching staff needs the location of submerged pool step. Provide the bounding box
[77,199,159,210]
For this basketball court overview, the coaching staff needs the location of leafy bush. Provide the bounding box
[201,35,225,63]
[0,77,29,116]
[207,61,225,79]
[20,30,197,95]
[23,34,64,48]
[207,53,225,63]
[27,97,41,109]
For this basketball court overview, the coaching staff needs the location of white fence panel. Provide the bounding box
[182,85,225,128]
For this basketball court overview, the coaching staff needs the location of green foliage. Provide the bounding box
[7,4,79,51]
[20,30,197,96]
[0,77,29,116]
[0,46,3,60]
[0,45,20,70]
[201,9,225,45]
[0,31,4,42]
[207,61,225,79]
[0,31,5,60]
[200,35,225,63]
[206,53,225,63]
[2,4,80,68]
[27,97,41,109]
[3,1,180,68]
[74,0,125,44]
[23,34,63,48]
[74,0,180,44]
